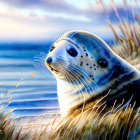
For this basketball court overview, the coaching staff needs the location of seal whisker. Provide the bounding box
[68,65,96,97]
[53,57,90,116]
[33,52,54,79]
[57,62,84,104]
[58,56,99,88]
[57,56,98,93]
[58,62,90,106]
[66,65,96,101]
[56,56,97,97]
[70,64,99,88]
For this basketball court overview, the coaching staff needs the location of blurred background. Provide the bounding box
[0,0,139,120]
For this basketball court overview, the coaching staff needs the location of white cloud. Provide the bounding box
[0,0,137,42]
[0,2,111,41]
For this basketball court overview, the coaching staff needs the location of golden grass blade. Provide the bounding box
[30,73,38,77]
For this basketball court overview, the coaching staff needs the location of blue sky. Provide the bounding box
[0,0,138,42]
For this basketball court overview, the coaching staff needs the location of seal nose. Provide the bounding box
[46,57,52,64]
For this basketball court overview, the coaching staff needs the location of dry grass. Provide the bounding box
[106,1,140,70]
[1,94,140,140]
[50,100,140,140]
[0,92,28,140]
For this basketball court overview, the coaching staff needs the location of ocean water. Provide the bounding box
[0,42,59,120]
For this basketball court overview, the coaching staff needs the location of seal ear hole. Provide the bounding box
[97,58,108,68]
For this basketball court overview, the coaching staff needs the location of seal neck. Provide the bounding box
[57,78,95,117]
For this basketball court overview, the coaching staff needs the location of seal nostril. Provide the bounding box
[46,57,52,64]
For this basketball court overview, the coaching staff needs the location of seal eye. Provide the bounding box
[98,58,108,68]
[67,46,78,57]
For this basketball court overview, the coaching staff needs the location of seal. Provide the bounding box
[45,30,140,117]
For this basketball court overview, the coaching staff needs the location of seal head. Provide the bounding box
[46,31,140,117]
